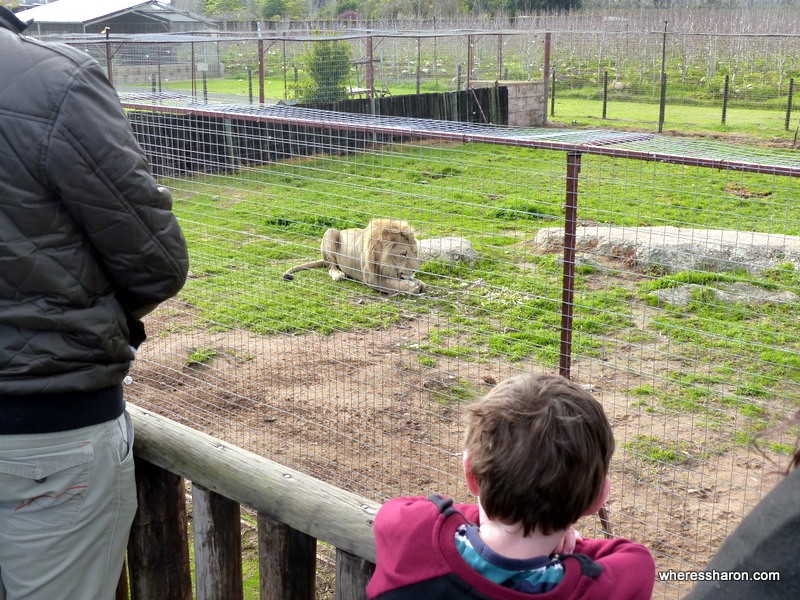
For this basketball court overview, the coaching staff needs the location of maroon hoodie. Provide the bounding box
[367,496,655,600]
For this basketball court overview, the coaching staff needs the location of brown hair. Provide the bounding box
[464,373,615,536]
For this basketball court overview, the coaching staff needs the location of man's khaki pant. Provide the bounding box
[0,412,137,600]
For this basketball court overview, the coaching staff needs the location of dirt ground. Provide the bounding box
[129,295,787,599]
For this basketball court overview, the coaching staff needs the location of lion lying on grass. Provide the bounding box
[283,218,426,295]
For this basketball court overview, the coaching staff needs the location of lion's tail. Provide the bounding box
[283,260,327,280]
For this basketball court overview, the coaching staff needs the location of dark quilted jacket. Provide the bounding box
[0,10,188,396]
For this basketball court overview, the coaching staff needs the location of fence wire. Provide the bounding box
[57,23,800,141]
[112,96,800,598]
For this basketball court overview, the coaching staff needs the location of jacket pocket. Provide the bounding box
[0,440,93,533]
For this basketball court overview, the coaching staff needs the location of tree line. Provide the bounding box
[202,0,581,21]
[199,0,800,21]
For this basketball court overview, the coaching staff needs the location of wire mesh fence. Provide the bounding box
[54,19,800,140]
[56,31,545,105]
[549,29,800,136]
[112,91,800,597]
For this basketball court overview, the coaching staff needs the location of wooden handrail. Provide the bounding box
[125,404,379,599]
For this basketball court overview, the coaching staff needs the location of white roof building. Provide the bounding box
[16,0,217,35]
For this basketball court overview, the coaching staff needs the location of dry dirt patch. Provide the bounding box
[130,256,789,599]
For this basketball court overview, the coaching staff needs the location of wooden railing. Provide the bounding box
[121,404,379,600]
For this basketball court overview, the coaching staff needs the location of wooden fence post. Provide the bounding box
[193,484,244,600]
[335,549,374,600]
[258,513,317,599]
[127,458,192,600]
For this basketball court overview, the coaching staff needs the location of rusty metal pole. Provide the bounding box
[658,21,668,133]
[559,152,582,380]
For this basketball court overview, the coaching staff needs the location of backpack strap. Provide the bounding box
[427,494,463,518]
[560,553,604,579]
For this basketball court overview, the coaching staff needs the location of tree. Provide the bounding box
[260,0,287,18]
[334,0,360,14]
[467,0,580,13]
[202,0,248,14]
[300,39,353,103]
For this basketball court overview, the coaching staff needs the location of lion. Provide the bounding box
[283,218,426,295]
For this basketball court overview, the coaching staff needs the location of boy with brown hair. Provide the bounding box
[367,373,655,599]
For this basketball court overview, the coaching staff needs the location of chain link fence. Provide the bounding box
[42,21,800,597]
[108,93,800,597]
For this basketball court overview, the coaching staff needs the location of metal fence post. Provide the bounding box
[497,33,504,81]
[416,36,422,96]
[544,32,552,123]
[722,73,730,124]
[366,35,375,98]
[258,38,265,104]
[658,21,668,133]
[559,151,582,380]
[467,34,473,90]
[104,31,113,87]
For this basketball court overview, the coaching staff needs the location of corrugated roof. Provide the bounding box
[17,0,196,25]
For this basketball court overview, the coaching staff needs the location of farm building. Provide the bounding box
[15,0,217,36]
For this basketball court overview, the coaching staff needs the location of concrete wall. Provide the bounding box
[473,81,546,127]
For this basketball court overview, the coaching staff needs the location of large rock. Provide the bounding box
[418,237,479,266]
[534,226,800,274]
[649,282,799,308]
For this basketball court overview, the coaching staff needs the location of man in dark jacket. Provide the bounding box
[0,7,188,600]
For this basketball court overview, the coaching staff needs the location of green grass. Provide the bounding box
[149,73,457,104]
[624,435,707,466]
[430,378,477,406]
[169,144,800,350]
[185,346,218,367]
[624,267,800,426]
[163,140,799,455]
[550,96,799,145]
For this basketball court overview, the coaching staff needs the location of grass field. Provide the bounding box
[165,141,800,431]
[550,96,800,144]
